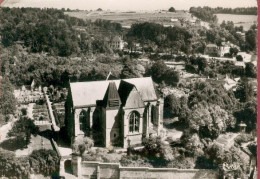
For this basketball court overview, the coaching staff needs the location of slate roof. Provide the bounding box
[206,44,218,48]
[69,77,158,107]
[111,36,122,42]
[118,80,145,108]
[103,82,121,108]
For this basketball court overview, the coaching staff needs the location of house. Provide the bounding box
[111,36,124,50]
[204,44,220,57]
[223,75,239,91]
[65,77,163,148]
[105,36,124,50]
[219,45,230,57]
[170,18,178,22]
[236,31,246,41]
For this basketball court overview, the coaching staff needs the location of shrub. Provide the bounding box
[72,136,94,155]
[29,149,60,176]
[142,136,174,161]
[236,55,243,61]
[8,117,39,146]
[21,108,27,116]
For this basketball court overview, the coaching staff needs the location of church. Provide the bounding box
[65,77,163,148]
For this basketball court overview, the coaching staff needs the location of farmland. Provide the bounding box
[65,10,193,27]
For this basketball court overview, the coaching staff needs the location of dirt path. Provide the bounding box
[0,117,18,143]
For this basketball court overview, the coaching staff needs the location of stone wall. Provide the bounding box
[72,157,219,179]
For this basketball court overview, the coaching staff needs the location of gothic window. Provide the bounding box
[151,105,157,125]
[129,111,140,133]
[79,110,87,132]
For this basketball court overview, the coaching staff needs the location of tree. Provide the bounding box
[245,29,257,51]
[188,81,236,110]
[230,47,239,56]
[247,142,256,157]
[72,136,94,156]
[147,60,167,83]
[184,133,204,157]
[8,117,39,146]
[143,136,174,161]
[147,60,179,86]
[245,62,257,78]
[235,78,254,102]
[0,78,17,120]
[163,68,180,86]
[0,149,30,178]
[21,108,27,116]
[168,7,176,12]
[29,149,60,176]
[236,55,243,61]
[188,103,232,139]
[197,57,207,72]
[164,94,180,118]
[234,101,257,132]
[120,58,140,79]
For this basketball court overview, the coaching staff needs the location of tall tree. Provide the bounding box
[168,7,176,12]
[0,78,16,121]
[8,117,39,146]
[245,62,257,78]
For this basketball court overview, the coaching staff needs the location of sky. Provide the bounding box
[1,0,257,10]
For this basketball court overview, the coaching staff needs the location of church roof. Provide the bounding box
[118,80,145,108]
[111,36,122,42]
[69,77,157,107]
[103,82,121,108]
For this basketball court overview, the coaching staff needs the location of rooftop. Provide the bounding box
[206,44,218,48]
[70,77,158,107]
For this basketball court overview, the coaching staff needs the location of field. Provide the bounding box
[215,14,257,31]
[65,10,192,27]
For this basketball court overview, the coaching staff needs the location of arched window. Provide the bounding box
[129,111,140,133]
[64,160,72,174]
[79,110,87,132]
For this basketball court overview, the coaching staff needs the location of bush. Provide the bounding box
[120,155,152,167]
[29,149,60,176]
[168,157,195,169]
[0,149,30,178]
[236,55,243,61]
[72,136,94,155]
[147,60,179,86]
[8,117,39,146]
[21,108,27,116]
[142,136,174,161]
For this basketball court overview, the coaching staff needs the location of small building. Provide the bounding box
[238,122,247,133]
[105,36,124,50]
[223,75,238,91]
[204,44,220,57]
[170,18,178,22]
[219,45,230,57]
